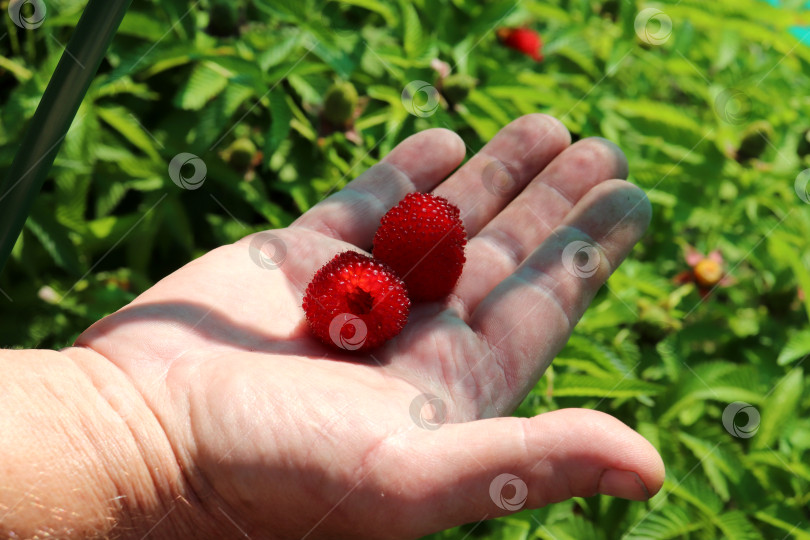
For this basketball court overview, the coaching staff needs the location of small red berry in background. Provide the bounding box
[497,27,544,62]
[373,193,467,302]
[674,246,734,298]
[303,251,410,351]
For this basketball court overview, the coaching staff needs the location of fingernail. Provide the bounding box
[598,469,651,501]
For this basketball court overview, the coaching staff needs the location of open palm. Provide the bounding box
[75,115,664,539]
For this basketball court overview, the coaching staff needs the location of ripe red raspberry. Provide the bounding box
[497,27,544,62]
[373,192,466,302]
[303,251,410,351]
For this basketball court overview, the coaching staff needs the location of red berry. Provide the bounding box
[303,251,410,351]
[373,193,466,302]
[497,27,544,62]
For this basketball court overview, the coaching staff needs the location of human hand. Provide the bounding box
[74,114,664,539]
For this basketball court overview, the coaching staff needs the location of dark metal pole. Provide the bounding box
[0,0,132,273]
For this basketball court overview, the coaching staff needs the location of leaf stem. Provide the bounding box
[0,0,132,274]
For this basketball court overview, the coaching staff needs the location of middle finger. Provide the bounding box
[433,114,571,236]
[453,137,629,316]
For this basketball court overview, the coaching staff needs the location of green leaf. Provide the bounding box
[536,513,605,540]
[117,10,168,41]
[678,431,744,501]
[610,99,706,141]
[667,473,723,516]
[401,2,424,58]
[162,197,194,252]
[457,100,501,141]
[252,0,311,22]
[768,232,810,323]
[467,89,513,129]
[624,506,703,540]
[661,362,767,423]
[553,42,600,79]
[195,85,256,148]
[96,106,161,161]
[753,368,803,449]
[305,32,355,79]
[553,373,662,398]
[0,55,33,82]
[753,506,810,540]
[52,170,91,231]
[747,449,810,482]
[558,335,632,375]
[715,510,763,540]
[331,0,397,27]
[524,2,571,23]
[26,201,82,275]
[174,62,229,111]
[257,31,303,71]
[108,42,197,81]
[777,330,810,366]
[94,178,129,217]
[265,89,293,155]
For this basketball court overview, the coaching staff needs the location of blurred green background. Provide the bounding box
[1,0,810,537]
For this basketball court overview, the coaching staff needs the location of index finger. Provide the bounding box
[291,128,465,248]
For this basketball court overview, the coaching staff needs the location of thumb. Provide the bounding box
[384,408,664,536]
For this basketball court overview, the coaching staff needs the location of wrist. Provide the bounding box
[0,347,225,538]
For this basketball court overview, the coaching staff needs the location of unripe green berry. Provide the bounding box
[323,81,358,127]
[227,138,257,170]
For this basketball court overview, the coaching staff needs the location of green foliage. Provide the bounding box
[1,0,809,537]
